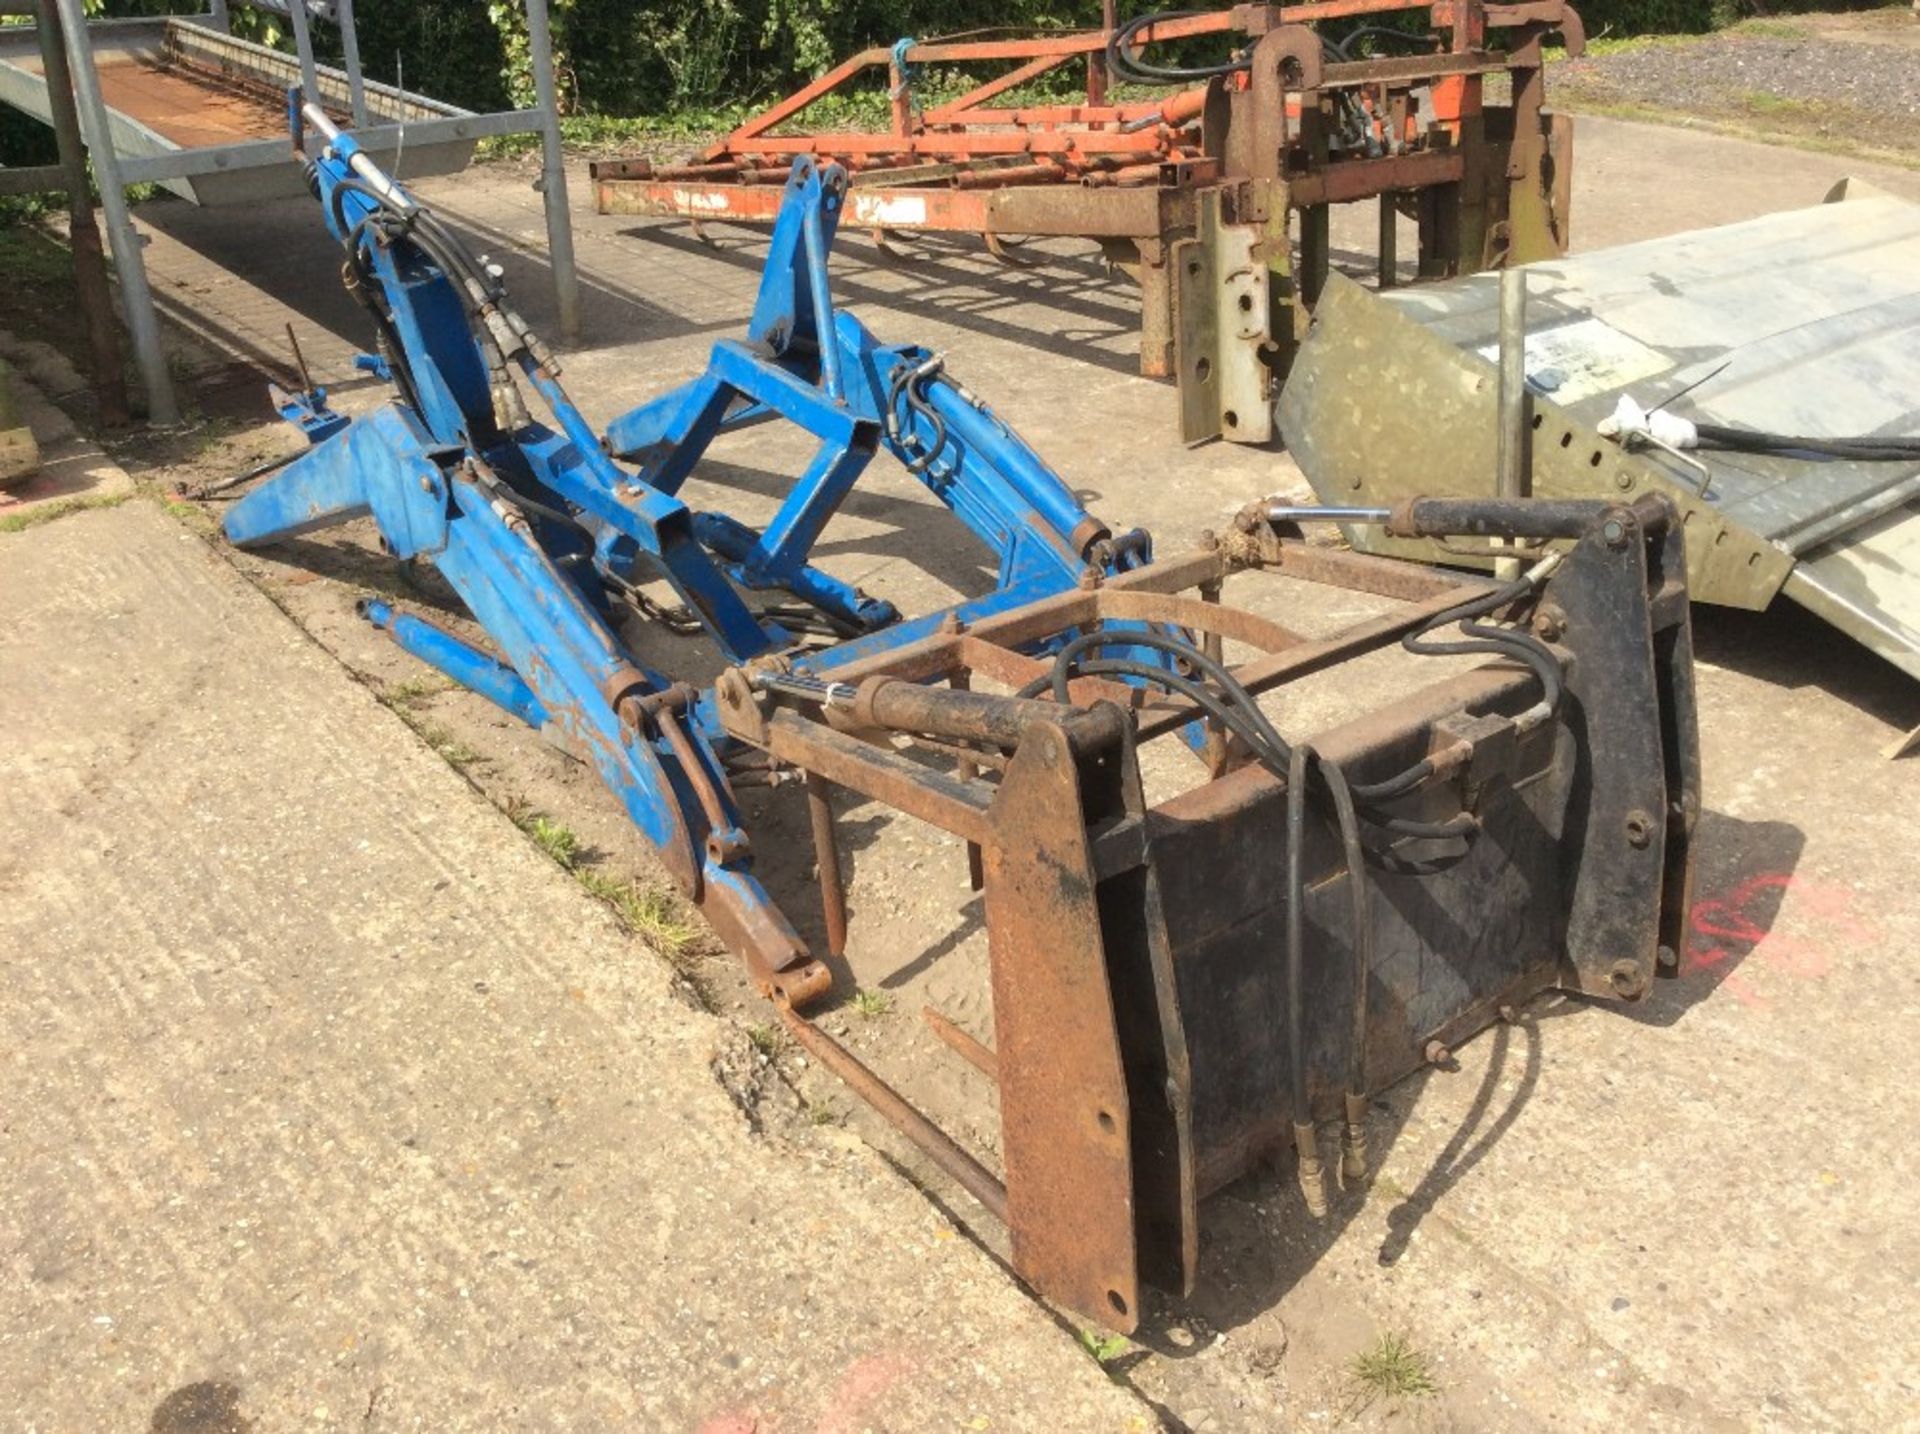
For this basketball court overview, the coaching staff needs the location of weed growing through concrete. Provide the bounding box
[384,673,459,707]
[0,489,131,533]
[850,989,893,1019]
[408,720,482,772]
[1349,1332,1437,1404]
[519,813,580,869]
[745,1022,784,1057]
[1076,1328,1130,1367]
[573,866,701,961]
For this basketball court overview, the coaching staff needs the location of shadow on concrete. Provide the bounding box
[1123,805,1804,1351]
[132,191,748,377]
[606,218,1147,376]
[1620,810,1806,1028]
[1692,597,1916,738]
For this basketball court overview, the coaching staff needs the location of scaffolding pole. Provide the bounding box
[524,0,580,343]
[33,0,128,426]
[52,0,178,424]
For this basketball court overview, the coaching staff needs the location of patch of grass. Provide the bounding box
[1349,1332,1437,1403]
[384,673,458,707]
[574,866,703,961]
[1729,17,1808,39]
[1537,94,1920,171]
[849,988,893,1020]
[403,718,483,772]
[1546,32,1679,62]
[745,1021,785,1057]
[517,811,580,868]
[478,109,749,161]
[1077,1328,1130,1365]
[0,489,131,534]
[804,1098,841,1126]
[1739,89,1815,117]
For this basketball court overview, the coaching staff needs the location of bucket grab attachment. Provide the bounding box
[225,98,1698,1332]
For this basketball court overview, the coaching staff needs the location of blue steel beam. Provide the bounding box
[222,99,1159,1007]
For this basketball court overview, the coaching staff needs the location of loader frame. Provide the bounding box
[224,103,1697,1333]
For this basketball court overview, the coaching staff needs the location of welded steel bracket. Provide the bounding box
[1174,184,1279,445]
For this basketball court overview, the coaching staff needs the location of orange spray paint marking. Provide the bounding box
[1684,871,1880,1010]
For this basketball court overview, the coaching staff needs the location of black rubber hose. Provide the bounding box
[1690,422,1920,461]
[1107,9,1249,85]
[1317,752,1374,1183]
[1286,743,1312,1130]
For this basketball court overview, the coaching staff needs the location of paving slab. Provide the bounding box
[0,497,1149,1432]
[0,340,130,524]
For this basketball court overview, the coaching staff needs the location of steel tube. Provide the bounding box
[923,1006,999,1080]
[780,1011,1010,1223]
[53,0,178,425]
[359,599,549,728]
[523,0,581,343]
[302,102,414,211]
[335,0,369,127]
[283,0,322,133]
[1267,504,1393,525]
[1494,265,1529,579]
[34,0,128,426]
[805,771,848,959]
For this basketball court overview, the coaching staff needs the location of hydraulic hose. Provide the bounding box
[1107,9,1249,85]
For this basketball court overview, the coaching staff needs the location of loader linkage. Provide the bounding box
[226,97,1698,1332]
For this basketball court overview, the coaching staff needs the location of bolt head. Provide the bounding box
[418,475,434,493]
[1609,959,1648,999]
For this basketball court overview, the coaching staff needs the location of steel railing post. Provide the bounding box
[53,0,178,425]
[524,0,581,343]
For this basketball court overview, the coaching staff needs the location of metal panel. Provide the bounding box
[1280,193,1920,678]
[1786,507,1920,683]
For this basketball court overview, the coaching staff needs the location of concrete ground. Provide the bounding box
[0,485,1148,1431]
[4,113,1919,1429]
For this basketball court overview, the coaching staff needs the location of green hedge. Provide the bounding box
[2,0,1892,158]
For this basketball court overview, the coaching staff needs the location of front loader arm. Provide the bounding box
[223,99,1699,1343]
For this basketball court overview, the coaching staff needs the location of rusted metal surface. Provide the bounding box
[590,0,1584,441]
[982,717,1141,1329]
[781,1010,1009,1222]
[923,1006,1000,1080]
[805,771,848,960]
[728,506,1696,1332]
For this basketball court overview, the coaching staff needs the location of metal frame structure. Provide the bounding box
[0,0,578,424]
[222,106,1698,1331]
[593,0,1583,444]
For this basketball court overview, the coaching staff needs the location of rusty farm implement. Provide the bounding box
[592,0,1585,442]
[223,97,1696,1332]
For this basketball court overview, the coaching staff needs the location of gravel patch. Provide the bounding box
[1551,26,1920,158]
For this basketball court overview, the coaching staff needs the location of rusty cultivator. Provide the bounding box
[592,0,1584,443]
[228,102,1696,1333]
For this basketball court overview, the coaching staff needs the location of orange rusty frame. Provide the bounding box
[747,536,1497,1331]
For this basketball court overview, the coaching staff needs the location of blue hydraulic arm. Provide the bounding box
[604,158,1150,625]
[225,96,826,1003]
[223,100,1159,1007]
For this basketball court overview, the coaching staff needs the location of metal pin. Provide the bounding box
[1265,504,1392,525]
